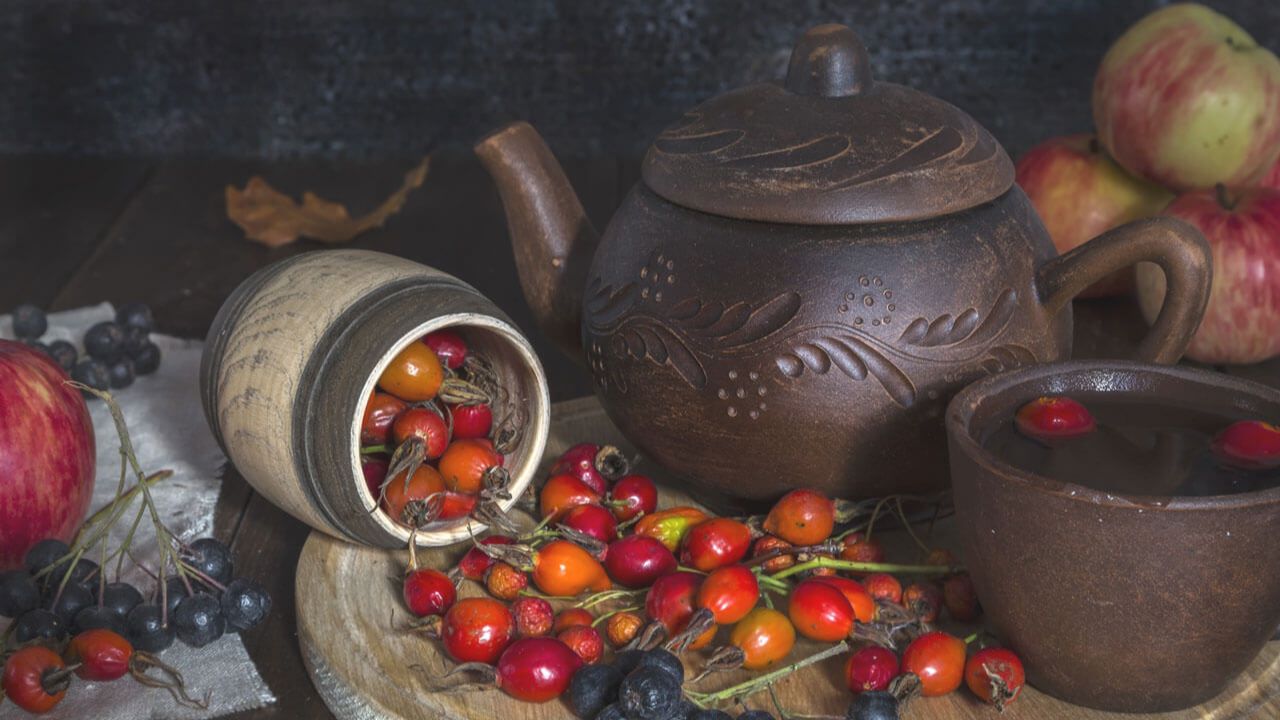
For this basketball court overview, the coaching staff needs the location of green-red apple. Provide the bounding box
[1093,4,1280,191]
[1016,134,1173,296]
[1137,186,1280,364]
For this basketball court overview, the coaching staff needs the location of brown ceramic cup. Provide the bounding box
[946,361,1280,713]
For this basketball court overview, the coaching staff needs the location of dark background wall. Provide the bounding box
[1,0,1277,160]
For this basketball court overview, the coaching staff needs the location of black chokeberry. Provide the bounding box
[121,325,149,355]
[25,340,50,355]
[71,359,110,393]
[846,691,899,720]
[568,663,623,719]
[221,578,271,632]
[84,321,125,361]
[596,703,626,720]
[185,538,234,585]
[14,608,66,643]
[108,357,135,389]
[46,340,78,372]
[126,604,175,653]
[51,582,94,624]
[639,648,685,684]
[670,700,699,720]
[612,649,644,677]
[12,304,47,339]
[116,302,154,333]
[739,711,776,720]
[100,581,143,617]
[68,558,100,588]
[132,341,161,375]
[173,593,226,648]
[691,710,732,720]
[163,576,189,615]
[619,667,682,720]
[24,538,70,574]
[75,605,128,635]
[0,570,40,618]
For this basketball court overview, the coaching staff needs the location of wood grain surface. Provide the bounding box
[296,397,1280,720]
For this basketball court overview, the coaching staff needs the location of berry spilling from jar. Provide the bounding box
[361,329,518,532]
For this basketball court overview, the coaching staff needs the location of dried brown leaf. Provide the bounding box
[226,156,430,247]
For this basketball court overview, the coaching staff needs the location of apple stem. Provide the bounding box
[1216,183,1237,211]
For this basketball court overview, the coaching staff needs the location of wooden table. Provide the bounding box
[4,152,1276,718]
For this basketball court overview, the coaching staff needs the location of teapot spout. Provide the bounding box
[475,122,598,361]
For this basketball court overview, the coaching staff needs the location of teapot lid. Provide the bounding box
[641,24,1014,225]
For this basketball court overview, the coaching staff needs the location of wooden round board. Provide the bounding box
[297,397,1280,720]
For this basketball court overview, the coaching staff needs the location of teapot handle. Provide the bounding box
[1035,217,1211,365]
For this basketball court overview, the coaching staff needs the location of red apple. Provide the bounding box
[1137,187,1280,364]
[1016,134,1173,296]
[0,341,96,569]
[1093,4,1280,191]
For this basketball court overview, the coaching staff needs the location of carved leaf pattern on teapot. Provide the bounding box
[585,249,1036,407]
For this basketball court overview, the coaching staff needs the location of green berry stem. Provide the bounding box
[893,497,932,555]
[754,571,791,593]
[688,641,851,706]
[68,382,185,623]
[769,557,960,581]
[575,587,645,610]
[360,444,389,455]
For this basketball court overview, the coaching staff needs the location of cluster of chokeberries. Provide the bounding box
[9,302,162,395]
[1,536,270,714]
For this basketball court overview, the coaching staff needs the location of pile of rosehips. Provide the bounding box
[391,441,1027,719]
[1,536,270,714]
[361,329,518,530]
[8,302,163,395]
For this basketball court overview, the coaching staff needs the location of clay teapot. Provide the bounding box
[476,24,1211,503]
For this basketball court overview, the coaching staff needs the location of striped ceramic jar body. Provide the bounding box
[200,249,550,547]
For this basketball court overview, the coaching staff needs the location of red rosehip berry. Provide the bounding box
[1015,396,1095,442]
[450,403,494,440]
[861,573,902,605]
[403,567,457,617]
[965,646,1025,710]
[1212,420,1280,470]
[845,645,899,694]
[557,624,604,664]
[942,573,981,622]
[423,329,467,369]
[904,581,942,623]
[902,631,966,697]
[512,597,555,638]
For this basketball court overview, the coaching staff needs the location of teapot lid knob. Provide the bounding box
[784,24,873,97]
